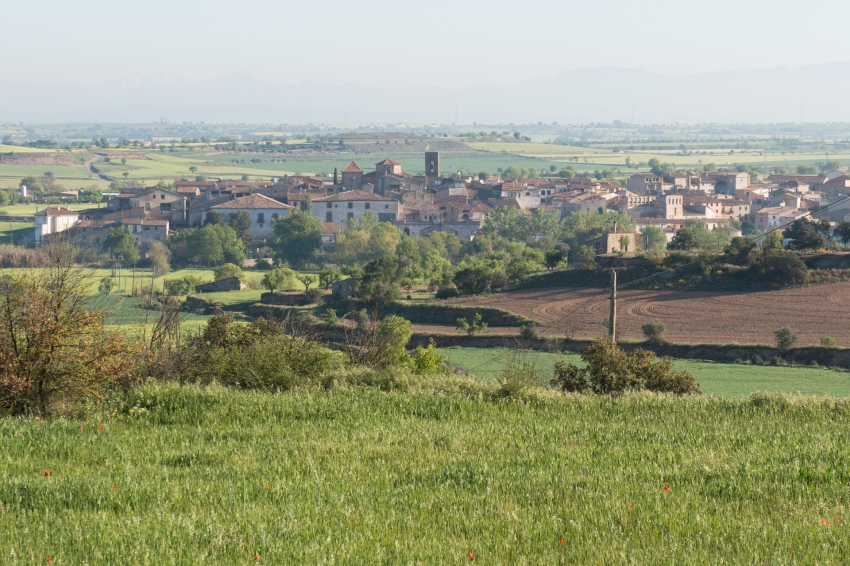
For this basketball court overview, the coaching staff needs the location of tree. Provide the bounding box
[834,221,850,249]
[456,312,488,336]
[619,235,631,253]
[642,225,667,252]
[641,320,666,343]
[229,211,252,246]
[747,250,807,287]
[103,227,139,265]
[98,277,114,295]
[166,223,245,267]
[296,274,318,290]
[357,256,403,304]
[453,259,508,295]
[784,219,827,250]
[262,267,295,292]
[213,263,243,281]
[189,166,197,174]
[148,241,171,277]
[544,249,564,270]
[0,245,138,415]
[478,171,490,181]
[669,219,731,252]
[774,327,797,353]
[318,268,341,289]
[204,210,225,226]
[574,246,596,269]
[271,212,322,269]
[763,229,784,251]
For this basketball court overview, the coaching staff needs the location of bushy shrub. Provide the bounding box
[181,315,337,390]
[254,258,273,270]
[304,287,324,304]
[163,275,205,295]
[213,263,243,282]
[520,322,540,341]
[774,327,798,353]
[435,285,459,299]
[820,336,836,348]
[641,320,666,343]
[551,339,701,396]
[496,355,541,398]
[412,339,448,376]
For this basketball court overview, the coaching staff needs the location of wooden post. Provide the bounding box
[609,270,617,343]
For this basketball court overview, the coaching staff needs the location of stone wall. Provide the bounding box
[195,277,246,293]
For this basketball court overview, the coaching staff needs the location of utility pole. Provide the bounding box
[609,271,617,343]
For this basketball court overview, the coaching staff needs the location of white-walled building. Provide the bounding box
[209,194,293,240]
[34,207,81,244]
[313,190,400,226]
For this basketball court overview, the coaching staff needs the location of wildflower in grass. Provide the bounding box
[78,425,83,431]
[265,483,269,489]
[629,504,634,510]
[836,518,841,525]
[47,557,52,563]
[36,418,40,422]
[98,425,103,431]
[113,485,117,490]
[821,518,830,526]
[663,486,669,492]
[467,552,475,561]
[44,470,51,477]
[254,554,260,561]
[559,539,564,545]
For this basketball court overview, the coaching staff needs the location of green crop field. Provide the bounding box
[0,144,52,153]
[441,347,850,398]
[2,384,848,563]
[0,203,101,216]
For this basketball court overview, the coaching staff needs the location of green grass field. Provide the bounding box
[2,384,848,563]
[441,347,850,398]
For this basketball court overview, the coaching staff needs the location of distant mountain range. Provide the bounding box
[2,63,850,124]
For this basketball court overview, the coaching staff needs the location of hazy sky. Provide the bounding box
[6,0,850,87]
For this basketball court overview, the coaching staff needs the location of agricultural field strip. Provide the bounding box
[442,281,850,347]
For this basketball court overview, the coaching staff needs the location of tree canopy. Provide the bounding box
[270,212,322,269]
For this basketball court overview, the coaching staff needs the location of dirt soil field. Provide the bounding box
[441,281,850,347]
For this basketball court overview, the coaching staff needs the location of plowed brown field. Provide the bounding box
[441,281,850,346]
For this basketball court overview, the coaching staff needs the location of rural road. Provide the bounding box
[84,154,108,181]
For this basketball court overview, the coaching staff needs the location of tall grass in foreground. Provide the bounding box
[1,385,848,564]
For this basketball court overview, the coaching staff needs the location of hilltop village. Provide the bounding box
[30,150,850,252]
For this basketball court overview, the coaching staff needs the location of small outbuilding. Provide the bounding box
[195,277,246,293]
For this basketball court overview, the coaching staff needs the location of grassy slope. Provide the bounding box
[1,384,848,563]
[441,347,850,398]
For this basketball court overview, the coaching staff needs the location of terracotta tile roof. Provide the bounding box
[35,207,80,217]
[121,218,170,226]
[342,161,363,173]
[75,220,115,228]
[314,190,394,202]
[376,158,401,166]
[211,194,294,210]
[175,180,216,187]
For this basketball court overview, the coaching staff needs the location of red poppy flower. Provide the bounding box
[836,518,841,525]
[467,552,475,561]
[78,426,83,431]
[265,483,269,489]
[98,425,103,431]
[113,485,117,490]
[254,554,260,561]
[821,518,830,526]
[663,486,669,492]
[44,471,51,477]
[47,558,52,563]
[559,539,564,545]
[629,504,634,509]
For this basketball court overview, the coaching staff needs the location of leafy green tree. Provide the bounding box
[774,327,798,353]
[763,230,784,251]
[357,256,404,305]
[228,211,252,246]
[456,312,488,336]
[204,210,225,226]
[413,339,447,375]
[544,249,564,270]
[784,219,827,250]
[166,223,245,267]
[835,221,850,248]
[271,212,322,269]
[560,211,635,251]
[296,274,318,290]
[453,258,508,295]
[641,225,667,251]
[103,227,139,265]
[98,277,114,295]
[669,219,731,252]
[213,263,243,281]
[262,267,295,292]
[478,171,490,181]
[318,268,341,289]
[148,241,171,277]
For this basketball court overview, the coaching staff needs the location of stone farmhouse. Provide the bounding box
[209,194,293,240]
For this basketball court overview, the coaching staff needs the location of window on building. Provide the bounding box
[145,203,150,211]
[347,202,353,209]
[143,226,151,231]
[257,213,265,224]
[272,213,279,220]
[365,203,370,209]
[326,212,333,222]
[161,203,172,212]
[347,212,354,220]
[327,202,332,208]
[385,205,389,209]
[161,195,165,199]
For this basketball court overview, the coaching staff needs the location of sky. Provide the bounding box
[5,0,850,88]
